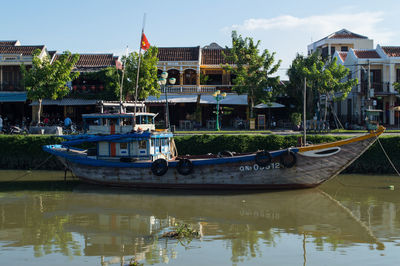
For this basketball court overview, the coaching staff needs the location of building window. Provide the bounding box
[397,69,400,82]
[184,69,197,85]
[341,46,348,52]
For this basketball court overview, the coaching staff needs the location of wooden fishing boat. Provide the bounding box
[43,122,385,189]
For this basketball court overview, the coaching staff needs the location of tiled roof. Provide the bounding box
[0,40,18,46]
[0,45,45,55]
[158,47,200,61]
[75,54,118,67]
[54,53,119,68]
[48,50,57,61]
[381,46,400,57]
[315,29,368,43]
[338,51,348,62]
[201,49,233,65]
[353,49,380,59]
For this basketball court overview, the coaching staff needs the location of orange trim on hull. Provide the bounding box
[298,126,385,152]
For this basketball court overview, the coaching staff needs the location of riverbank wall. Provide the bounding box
[0,134,398,174]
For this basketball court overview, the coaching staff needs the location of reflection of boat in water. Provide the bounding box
[0,183,392,265]
[44,122,385,189]
[46,187,386,249]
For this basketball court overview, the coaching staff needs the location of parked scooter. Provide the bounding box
[9,124,29,135]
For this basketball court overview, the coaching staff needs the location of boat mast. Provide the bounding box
[133,14,146,128]
[303,77,307,146]
[119,46,128,113]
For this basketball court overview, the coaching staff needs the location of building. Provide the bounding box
[32,53,123,123]
[146,43,248,130]
[333,45,400,126]
[308,29,374,60]
[0,40,52,122]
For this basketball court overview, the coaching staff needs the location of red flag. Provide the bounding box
[141,33,150,50]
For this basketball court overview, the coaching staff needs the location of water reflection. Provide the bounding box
[1,172,400,265]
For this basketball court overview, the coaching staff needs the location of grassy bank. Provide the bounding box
[0,134,398,174]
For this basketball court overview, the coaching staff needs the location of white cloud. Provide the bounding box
[227,11,395,44]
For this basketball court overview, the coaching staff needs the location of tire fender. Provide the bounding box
[151,158,169,176]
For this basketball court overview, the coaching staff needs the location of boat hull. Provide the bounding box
[51,131,379,190]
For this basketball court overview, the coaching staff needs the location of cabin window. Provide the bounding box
[161,138,167,146]
[120,143,128,149]
[150,139,155,147]
[136,116,141,125]
[139,140,147,149]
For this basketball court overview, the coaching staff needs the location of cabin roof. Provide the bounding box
[62,131,173,146]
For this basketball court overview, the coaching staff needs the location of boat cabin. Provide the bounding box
[93,131,175,161]
[82,113,157,135]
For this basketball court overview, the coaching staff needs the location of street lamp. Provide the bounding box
[158,71,176,131]
[212,90,227,131]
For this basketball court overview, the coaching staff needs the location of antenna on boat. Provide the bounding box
[119,45,129,113]
[303,77,307,146]
[133,13,146,128]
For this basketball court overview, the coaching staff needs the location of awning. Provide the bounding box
[30,98,98,106]
[254,102,285,108]
[146,94,199,104]
[200,94,248,105]
[0,92,27,102]
[145,93,248,105]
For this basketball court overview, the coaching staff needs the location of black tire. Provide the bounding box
[151,158,168,176]
[177,158,194,175]
[218,150,234,157]
[255,151,271,167]
[280,151,297,168]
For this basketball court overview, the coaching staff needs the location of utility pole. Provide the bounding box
[303,77,307,146]
[367,60,371,110]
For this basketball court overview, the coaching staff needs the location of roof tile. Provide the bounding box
[201,49,233,65]
[353,49,380,59]
[381,46,400,57]
[338,51,348,61]
[158,47,199,61]
[0,45,45,55]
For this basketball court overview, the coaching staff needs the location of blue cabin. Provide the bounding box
[64,131,176,162]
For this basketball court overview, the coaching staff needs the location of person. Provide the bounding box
[64,116,72,129]
[0,115,3,133]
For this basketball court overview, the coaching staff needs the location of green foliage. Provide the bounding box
[118,46,160,100]
[286,52,357,118]
[21,50,80,123]
[394,82,400,93]
[200,72,209,85]
[290,113,302,126]
[0,135,64,170]
[223,31,282,117]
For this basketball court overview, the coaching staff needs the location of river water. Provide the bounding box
[1,170,400,266]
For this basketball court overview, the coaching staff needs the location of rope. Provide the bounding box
[375,133,400,176]
[3,154,55,183]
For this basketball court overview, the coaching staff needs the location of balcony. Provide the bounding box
[160,85,233,94]
[359,82,393,95]
[0,82,24,91]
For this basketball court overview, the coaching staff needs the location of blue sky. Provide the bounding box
[2,0,400,78]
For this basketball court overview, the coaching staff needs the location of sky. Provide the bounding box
[2,0,400,78]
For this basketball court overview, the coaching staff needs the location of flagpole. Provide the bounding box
[119,45,128,113]
[133,13,146,128]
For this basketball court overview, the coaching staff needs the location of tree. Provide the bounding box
[287,53,357,121]
[118,46,160,100]
[223,31,282,117]
[21,49,79,124]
